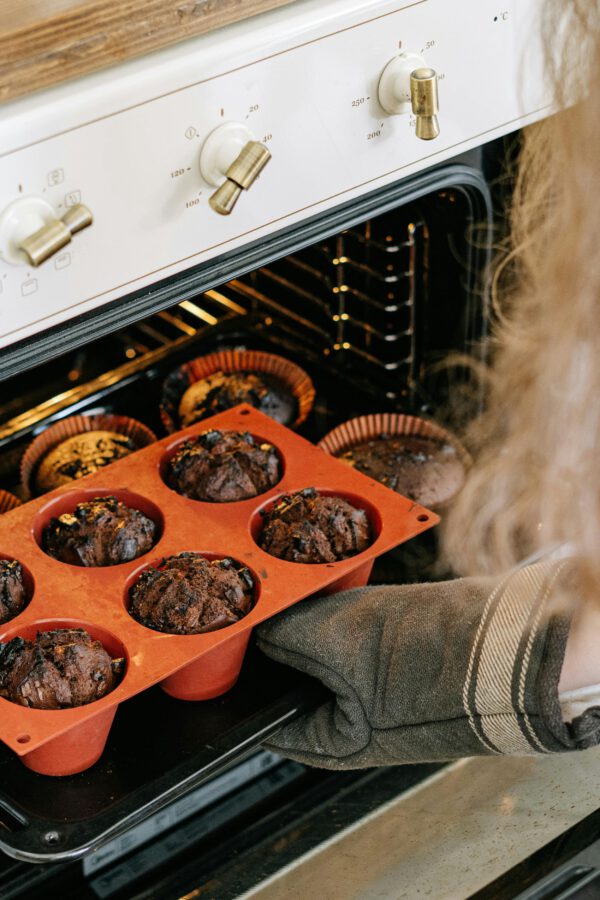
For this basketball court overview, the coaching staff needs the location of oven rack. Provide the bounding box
[0,182,485,491]
[0,211,428,457]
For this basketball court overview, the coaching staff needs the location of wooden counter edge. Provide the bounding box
[0,0,298,105]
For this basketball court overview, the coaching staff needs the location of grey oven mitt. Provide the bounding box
[256,560,600,769]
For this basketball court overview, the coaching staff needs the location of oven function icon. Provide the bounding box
[64,190,82,207]
[54,251,71,270]
[0,196,93,267]
[21,278,38,296]
[47,168,64,186]
[199,122,271,215]
[378,52,440,140]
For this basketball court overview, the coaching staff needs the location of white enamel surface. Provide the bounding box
[0,0,546,347]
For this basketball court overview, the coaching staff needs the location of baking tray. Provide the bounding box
[0,403,438,776]
[0,647,327,863]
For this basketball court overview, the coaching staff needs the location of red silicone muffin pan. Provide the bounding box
[0,405,438,776]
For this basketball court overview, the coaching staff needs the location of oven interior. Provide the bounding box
[0,146,498,895]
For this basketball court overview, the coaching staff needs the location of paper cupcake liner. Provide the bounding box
[0,490,22,515]
[21,414,157,499]
[160,349,316,434]
[318,413,472,509]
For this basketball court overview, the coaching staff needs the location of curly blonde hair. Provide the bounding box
[443,0,600,600]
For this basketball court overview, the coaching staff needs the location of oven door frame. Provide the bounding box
[0,152,492,382]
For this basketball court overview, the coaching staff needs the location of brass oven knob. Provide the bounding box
[199,122,272,216]
[209,141,271,215]
[0,196,93,267]
[19,204,93,267]
[378,52,441,140]
[410,68,440,141]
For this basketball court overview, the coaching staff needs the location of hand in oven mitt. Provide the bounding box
[256,561,595,769]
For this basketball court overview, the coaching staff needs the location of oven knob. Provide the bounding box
[378,52,440,140]
[0,196,93,266]
[199,122,271,215]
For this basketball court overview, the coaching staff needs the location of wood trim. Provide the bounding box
[0,0,298,105]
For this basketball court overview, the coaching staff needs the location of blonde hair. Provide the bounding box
[443,0,600,600]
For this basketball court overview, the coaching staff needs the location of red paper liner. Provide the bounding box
[318,413,472,510]
[160,350,315,433]
[21,414,157,499]
[0,491,22,514]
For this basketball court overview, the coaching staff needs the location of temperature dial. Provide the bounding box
[0,196,93,266]
[378,52,440,140]
[199,122,271,215]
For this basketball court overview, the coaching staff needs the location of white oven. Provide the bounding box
[0,2,562,896]
[0,0,545,374]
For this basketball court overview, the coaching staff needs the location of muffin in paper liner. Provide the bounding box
[160,349,315,433]
[21,414,157,499]
[318,413,472,510]
[0,491,22,514]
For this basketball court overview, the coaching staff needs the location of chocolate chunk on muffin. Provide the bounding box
[338,434,466,507]
[129,552,254,634]
[178,371,297,428]
[43,496,157,567]
[35,431,137,493]
[167,430,280,502]
[259,487,372,564]
[0,560,28,625]
[0,629,125,709]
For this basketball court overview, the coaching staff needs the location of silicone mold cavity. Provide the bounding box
[124,552,260,628]
[249,487,383,552]
[33,487,164,564]
[0,618,128,776]
[159,431,285,502]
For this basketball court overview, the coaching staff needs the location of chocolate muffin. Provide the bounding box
[35,431,137,493]
[0,560,28,625]
[167,430,280,502]
[178,371,297,428]
[43,496,157,567]
[338,434,466,507]
[0,629,125,709]
[259,487,372,564]
[129,553,255,635]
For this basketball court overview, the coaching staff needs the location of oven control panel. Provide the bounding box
[0,0,546,349]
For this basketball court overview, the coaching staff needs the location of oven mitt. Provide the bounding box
[256,560,600,769]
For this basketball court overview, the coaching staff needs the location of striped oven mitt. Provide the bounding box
[256,561,600,768]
